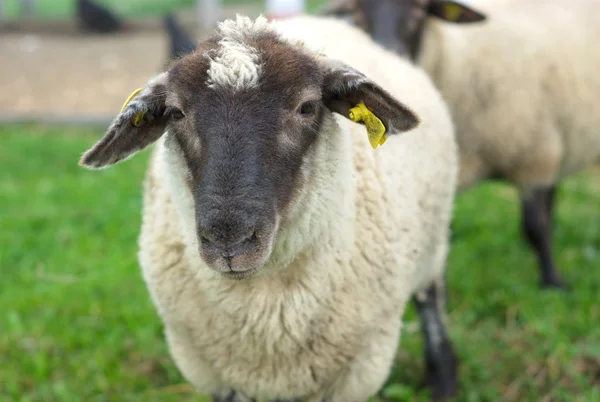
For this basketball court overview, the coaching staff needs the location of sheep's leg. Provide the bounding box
[212,390,255,402]
[413,279,458,401]
[544,185,557,224]
[521,186,567,289]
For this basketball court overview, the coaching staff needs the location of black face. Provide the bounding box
[165,37,326,279]
[356,0,428,60]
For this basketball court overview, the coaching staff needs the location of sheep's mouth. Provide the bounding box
[219,267,260,280]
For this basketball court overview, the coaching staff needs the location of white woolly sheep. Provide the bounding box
[327,0,600,289]
[79,14,459,402]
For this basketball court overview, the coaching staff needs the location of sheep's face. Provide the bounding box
[163,30,330,279]
[327,0,486,60]
[79,16,421,279]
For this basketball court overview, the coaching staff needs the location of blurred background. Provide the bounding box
[0,0,325,122]
[1,0,599,401]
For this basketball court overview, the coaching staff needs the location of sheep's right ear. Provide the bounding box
[79,72,170,170]
[322,61,420,134]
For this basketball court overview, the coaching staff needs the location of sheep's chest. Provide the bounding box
[148,256,381,400]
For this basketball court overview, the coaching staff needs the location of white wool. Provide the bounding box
[217,14,270,41]
[206,40,262,90]
[206,15,271,90]
[139,15,457,402]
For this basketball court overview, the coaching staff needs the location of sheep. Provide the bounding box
[326,0,600,290]
[79,14,460,402]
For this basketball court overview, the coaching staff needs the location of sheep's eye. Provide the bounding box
[171,108,185,120]
[297,101,317,116]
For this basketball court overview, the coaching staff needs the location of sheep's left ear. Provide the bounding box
[322,61,420,135]
[427,1,487,23]
[79,72,170,170]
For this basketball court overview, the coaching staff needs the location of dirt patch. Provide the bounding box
[0,5,262,119]
[1,30,169,116]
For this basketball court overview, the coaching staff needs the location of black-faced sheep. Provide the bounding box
[80,14,459,402]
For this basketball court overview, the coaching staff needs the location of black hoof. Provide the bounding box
[212,391,256,402]
[540,277,570,291]
[425,339,459,401]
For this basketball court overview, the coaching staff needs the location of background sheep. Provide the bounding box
[79,14,460,402]
[326,0,600,290]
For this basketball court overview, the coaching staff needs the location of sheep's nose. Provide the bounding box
[198,218,256,259]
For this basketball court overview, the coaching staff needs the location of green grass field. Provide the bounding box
[1,125,599,401]
[2,0,327,19]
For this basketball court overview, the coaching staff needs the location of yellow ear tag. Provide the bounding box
[348,103,388,149]
[443,3,463,21]
[120,88,145,127]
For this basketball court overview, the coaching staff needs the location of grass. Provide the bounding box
[1,124,599,401]
[2,0,328,20]
[4,0,193,19]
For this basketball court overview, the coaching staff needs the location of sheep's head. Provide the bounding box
[325,0,486,60]
[79,15,420,279]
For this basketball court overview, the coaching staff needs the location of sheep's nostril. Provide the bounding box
[225,231,255,255]
[201,230,256,259]
[200,235,209,245]
[220,248,241,259]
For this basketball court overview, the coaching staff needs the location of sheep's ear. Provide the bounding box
[427,1,486,23]
[322,61,420,135]
[79,73,170,170]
